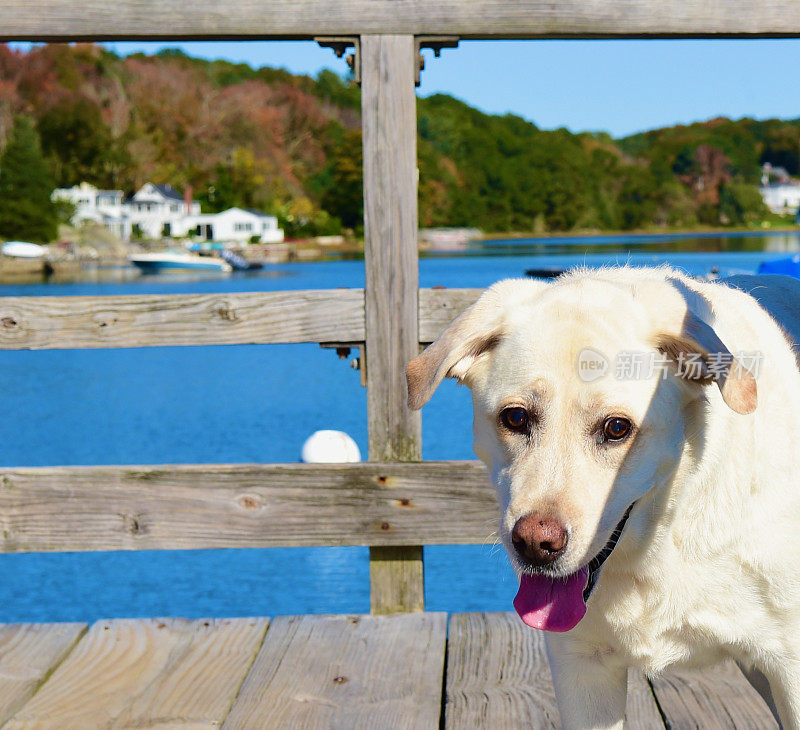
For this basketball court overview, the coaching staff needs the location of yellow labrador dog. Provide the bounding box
[407,266,800,729]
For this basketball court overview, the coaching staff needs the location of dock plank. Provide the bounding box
[223,613,447,729]
[445,613,665,729]
[4,618,268,729]
[445,612,560,729]
[626,670,665,728]
[649,660,778,729]
[0,623,86,726]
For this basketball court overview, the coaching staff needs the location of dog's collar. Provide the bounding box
[583,502,636,602]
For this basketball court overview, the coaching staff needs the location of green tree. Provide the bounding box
[719,182,769,226]
[38,98,127,188]
[0,116,58,242]
[321,130,363,228]
[198,148,272,214]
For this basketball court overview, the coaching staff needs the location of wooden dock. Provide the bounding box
[0,2,796,727]
[0,612,775,728]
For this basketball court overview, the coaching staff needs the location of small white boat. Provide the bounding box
[128,252,232,274]
[2,241,46,259]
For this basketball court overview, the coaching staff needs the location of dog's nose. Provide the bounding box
[511,514,568,567]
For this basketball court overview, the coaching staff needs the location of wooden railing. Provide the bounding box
[2,0,798,615]
[0,288,480,350]
[0,461,494,553]
[0,287,486,613]
[3,1,800,39]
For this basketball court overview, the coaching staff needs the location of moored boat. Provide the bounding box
[2,241,46,259]
[220,248,264,271]
[128,251,232,273]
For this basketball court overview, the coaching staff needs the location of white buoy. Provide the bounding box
[301,430,361,463]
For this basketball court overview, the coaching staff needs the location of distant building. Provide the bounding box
[52,182,131,241]
[761,162,792,186]
[759,162,800,215]
[126,183,200,239]
[52,182,283,244]
[760,182,800,215]
[189,207,284,244]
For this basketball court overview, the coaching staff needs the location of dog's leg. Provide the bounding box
[545,633,627,730]
[735,660,782,727]
[757,665,800,730]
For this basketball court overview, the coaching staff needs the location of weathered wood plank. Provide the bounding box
[362,34,424,614]
[649,660,778,729]
[419,288,482,343]
[626,670,666,728]
[444,612,560,729]
[0,288,484,350]
[362,34,420,464]
[222,613,446,729]
[0,461,496,553]
[3,1,800,40]
[444,613,665,728]
[0,623,86,726]
[368,545,425,614]
[4,618,268,729]
[0,290,364,350]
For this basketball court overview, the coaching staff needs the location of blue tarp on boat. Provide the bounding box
[758,254,800,277]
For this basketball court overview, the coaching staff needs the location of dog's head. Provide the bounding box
[407,271,757,631]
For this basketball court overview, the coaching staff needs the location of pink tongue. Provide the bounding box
[513,567,589,632]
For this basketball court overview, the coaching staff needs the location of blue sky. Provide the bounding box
[55,39,800,137]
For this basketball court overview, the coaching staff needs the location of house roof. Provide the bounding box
[152,184,184,201]
[129,183,185,203]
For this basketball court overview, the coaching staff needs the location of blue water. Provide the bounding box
[1,232,798,622]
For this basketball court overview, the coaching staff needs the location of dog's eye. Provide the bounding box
[603,417,632,442]
[500,407,529,433]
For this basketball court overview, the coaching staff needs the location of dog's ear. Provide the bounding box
[406,302,504,410]
[650,284,757,415]
[406,279,546,410]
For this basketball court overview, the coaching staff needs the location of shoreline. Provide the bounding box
[478,223,800,242]
[1,226,798,285]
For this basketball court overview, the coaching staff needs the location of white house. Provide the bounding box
[126,183,200,239]
[52,182,284,244]
[52,182,132,241]
[760,183,800,215]
[189,207,284,244]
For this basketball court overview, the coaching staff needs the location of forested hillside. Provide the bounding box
[0,42,796,238]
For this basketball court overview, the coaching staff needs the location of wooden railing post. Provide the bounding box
[361,34,424,614]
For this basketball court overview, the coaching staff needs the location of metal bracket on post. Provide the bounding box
[414,36,459,87]
[315,37,361,85]
[319,342,366,386]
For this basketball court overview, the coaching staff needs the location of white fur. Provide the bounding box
[407,267,800,729]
